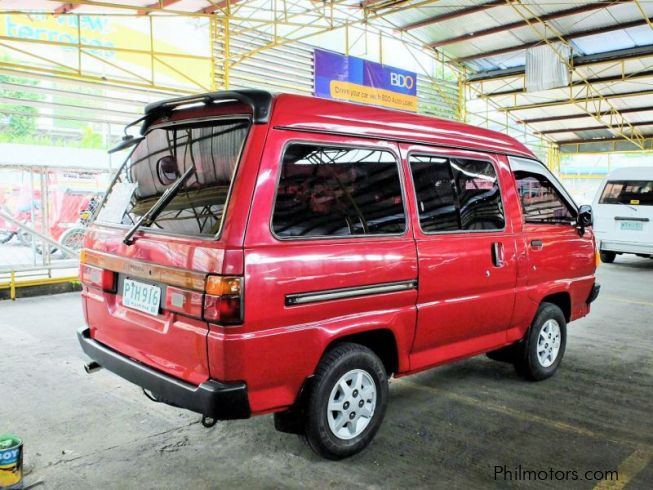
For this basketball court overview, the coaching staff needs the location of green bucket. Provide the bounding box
[0,435,23,490]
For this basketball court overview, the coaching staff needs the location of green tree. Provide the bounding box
[0,72,40,138]
[80,126,103,148]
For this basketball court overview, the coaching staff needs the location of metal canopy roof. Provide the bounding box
[4,1,653,151]
[367,0,653,150]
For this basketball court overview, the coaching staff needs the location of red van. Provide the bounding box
[78,90,599,459]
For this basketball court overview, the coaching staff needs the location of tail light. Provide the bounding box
[80,264,116,293]
[203,275,243,325]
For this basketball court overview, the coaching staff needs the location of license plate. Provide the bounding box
[123,279,161,316]
[619,221,643,231]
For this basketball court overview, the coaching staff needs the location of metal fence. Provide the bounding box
[0,166,110,298]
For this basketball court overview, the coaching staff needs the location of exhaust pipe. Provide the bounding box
[84,361,102,374]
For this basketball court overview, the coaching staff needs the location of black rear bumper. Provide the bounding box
[77,327,250,420]
[587,283,601,305]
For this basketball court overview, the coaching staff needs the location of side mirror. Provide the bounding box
[578,205,593,227]
[577,205,592,235]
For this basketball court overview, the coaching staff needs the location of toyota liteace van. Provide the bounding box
[592,167,653,263]
[78,90,599,459]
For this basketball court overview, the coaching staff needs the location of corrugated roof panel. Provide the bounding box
[611,95,653,110]
[381,1,479,27]
[595,81,653,96]
[576,57,653,79]
[480,51,526,70]
[608,1,653,23]
[550,8,618,34]
[622,25,653,46]
[624,112,653,124]
[573,30,638,55]
[411,5,524,47]
[573,129,614,140]
[554,131,599,142]
[486,87,570,107]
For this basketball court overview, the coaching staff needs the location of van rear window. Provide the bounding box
[599,180,653,206]
[96,119,249,237]
[272,144,406,238]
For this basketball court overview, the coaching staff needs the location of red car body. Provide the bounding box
[78,91,597,427]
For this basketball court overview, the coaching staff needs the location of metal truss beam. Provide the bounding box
[559,135,653,146]
[201,1,237,14]
[500,89,653,113]
[427,1,630,48]
[54,3,80,14]
[45,0,212,16]
[138,0,182,15]
[481,69,653,99]
[0,11,214,94]
[518,105,653,124]
[538,120,653,135]
[503,0,645,148]
[468,44,653,82]
[455,18,649,63]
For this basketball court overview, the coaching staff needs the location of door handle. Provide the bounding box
[530,239,543,250]
[492,242,505,267]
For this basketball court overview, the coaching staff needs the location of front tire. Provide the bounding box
[600,250,616,263]
[302,343,388,460]
[514,303,567,381]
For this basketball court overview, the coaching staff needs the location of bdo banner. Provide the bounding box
[314,49,418,112]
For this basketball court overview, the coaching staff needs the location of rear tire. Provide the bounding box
[301,343,388,460]
[600,250,616,263]
[514,303,567,381]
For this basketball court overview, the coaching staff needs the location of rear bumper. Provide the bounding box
[599,240,653,255]
[77,326,250,420]
[587,283,601,305]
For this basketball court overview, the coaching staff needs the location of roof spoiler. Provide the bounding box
[141,89,273,134]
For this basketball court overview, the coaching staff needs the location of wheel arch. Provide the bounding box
[541,291,571,322]
[325,328,399,377]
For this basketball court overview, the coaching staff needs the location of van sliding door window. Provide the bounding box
[95,119,249,237]
[409,155,505,232]
[272,144,406,238]
[515,171,575,224]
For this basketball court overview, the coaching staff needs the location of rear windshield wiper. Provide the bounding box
[123,166,196,245]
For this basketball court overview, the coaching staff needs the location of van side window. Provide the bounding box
[515,171,575,224]
[600,180,653,206]
[409,155,505,232]
[272,144,406,238]
[409,156,459,232]
[451,159,505,230]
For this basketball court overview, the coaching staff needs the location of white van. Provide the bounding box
[592,167,653,263]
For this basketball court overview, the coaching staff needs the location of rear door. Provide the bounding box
[82,114,258,385]
[401,145,519,370]
[594,178,653,249]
